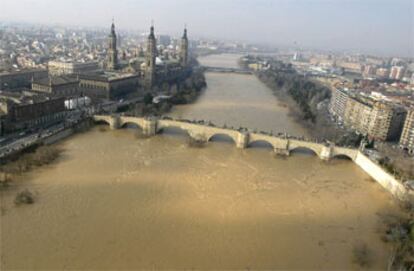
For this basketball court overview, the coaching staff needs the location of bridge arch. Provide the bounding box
[289,146,320,157]
[93,116,114,127]
[331,154,354,161]
[94,119,111,126]
[157,125,192,138]
[247,140,275,149]
[119,121,144,130]
[207,133,237,145]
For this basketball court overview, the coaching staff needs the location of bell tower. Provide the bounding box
[107,19,118,70]
[145,24,157,88]
[180,27,189,67]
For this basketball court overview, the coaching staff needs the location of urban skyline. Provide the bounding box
[0,0,413,57]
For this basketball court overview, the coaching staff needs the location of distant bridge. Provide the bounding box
[93,115,358,161]
[203,66,253,75]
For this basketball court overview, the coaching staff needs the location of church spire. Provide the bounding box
[149,22,155,39]
[180,26,189,67]
[145,22,157,88]
[111,18,116,35]
[107,19,118,70]
[182,24,187,39]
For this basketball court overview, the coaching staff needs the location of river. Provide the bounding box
[0,54,399,270]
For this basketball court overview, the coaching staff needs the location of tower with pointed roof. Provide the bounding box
[107,20,118,71]
[145,24,157,88]
[180,27,189,67]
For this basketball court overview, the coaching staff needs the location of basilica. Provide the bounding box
[78,21,191,100]
[108,21,190,87]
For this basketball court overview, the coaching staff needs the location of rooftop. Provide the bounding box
[0,89,54,105]
[0,68,47,76]
[33,76,79,86]
[78,71,138,82]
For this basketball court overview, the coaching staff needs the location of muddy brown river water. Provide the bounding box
[0,54,400,270]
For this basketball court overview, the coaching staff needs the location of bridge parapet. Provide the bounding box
[248,133,289,155]
[93,115,358,161]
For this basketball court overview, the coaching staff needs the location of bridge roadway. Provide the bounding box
[202,66,253,75]
[93,115,358,161]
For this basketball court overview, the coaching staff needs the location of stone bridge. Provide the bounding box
[93,115,359,161]
[203,66,253,75]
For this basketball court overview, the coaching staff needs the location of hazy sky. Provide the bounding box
[0,0,413,57]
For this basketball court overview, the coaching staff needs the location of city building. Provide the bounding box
[65,96,92,110]
[376,68,389,79]
[330,88,406,141]
[389,66,405,80]
[116,24,192,90]
[48,61,100,76]
[329,88,350,122]
[0,69,48,90]
[368,102,405,141]
[292,52,302,62]
[32,76,80,98]
[343,96,372,136]
[336,61,362,74]
[78,72,139,100]
[363,65,376,77]
[0,89,65,133]
[155,60,191,84]
[400,109,414,154]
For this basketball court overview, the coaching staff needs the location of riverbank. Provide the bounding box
[241,55,413,269]
[256,63,362,147]
[0,118,92,163]
[0,118,93,193]
[0,145,62,190]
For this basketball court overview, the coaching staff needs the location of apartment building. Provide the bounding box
[400,109,414,154]
[330,88,406,141]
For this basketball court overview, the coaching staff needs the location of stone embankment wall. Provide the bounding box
[43,120,91,145]
[355,151,413,201]
[42,128,74,145]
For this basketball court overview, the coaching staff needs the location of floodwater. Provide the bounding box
[0,54,399,270]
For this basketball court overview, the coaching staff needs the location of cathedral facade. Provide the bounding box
[104,21,191,93]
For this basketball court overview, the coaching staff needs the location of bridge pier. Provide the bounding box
[236,132,249,149]
[142,118,157,136]
[274,148,290,156]
[110,116,120,130]
[189,132,207,142]
[320,145,333,161]
[188,133,208,147]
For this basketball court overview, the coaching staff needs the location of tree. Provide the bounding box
[143,93,153,105]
